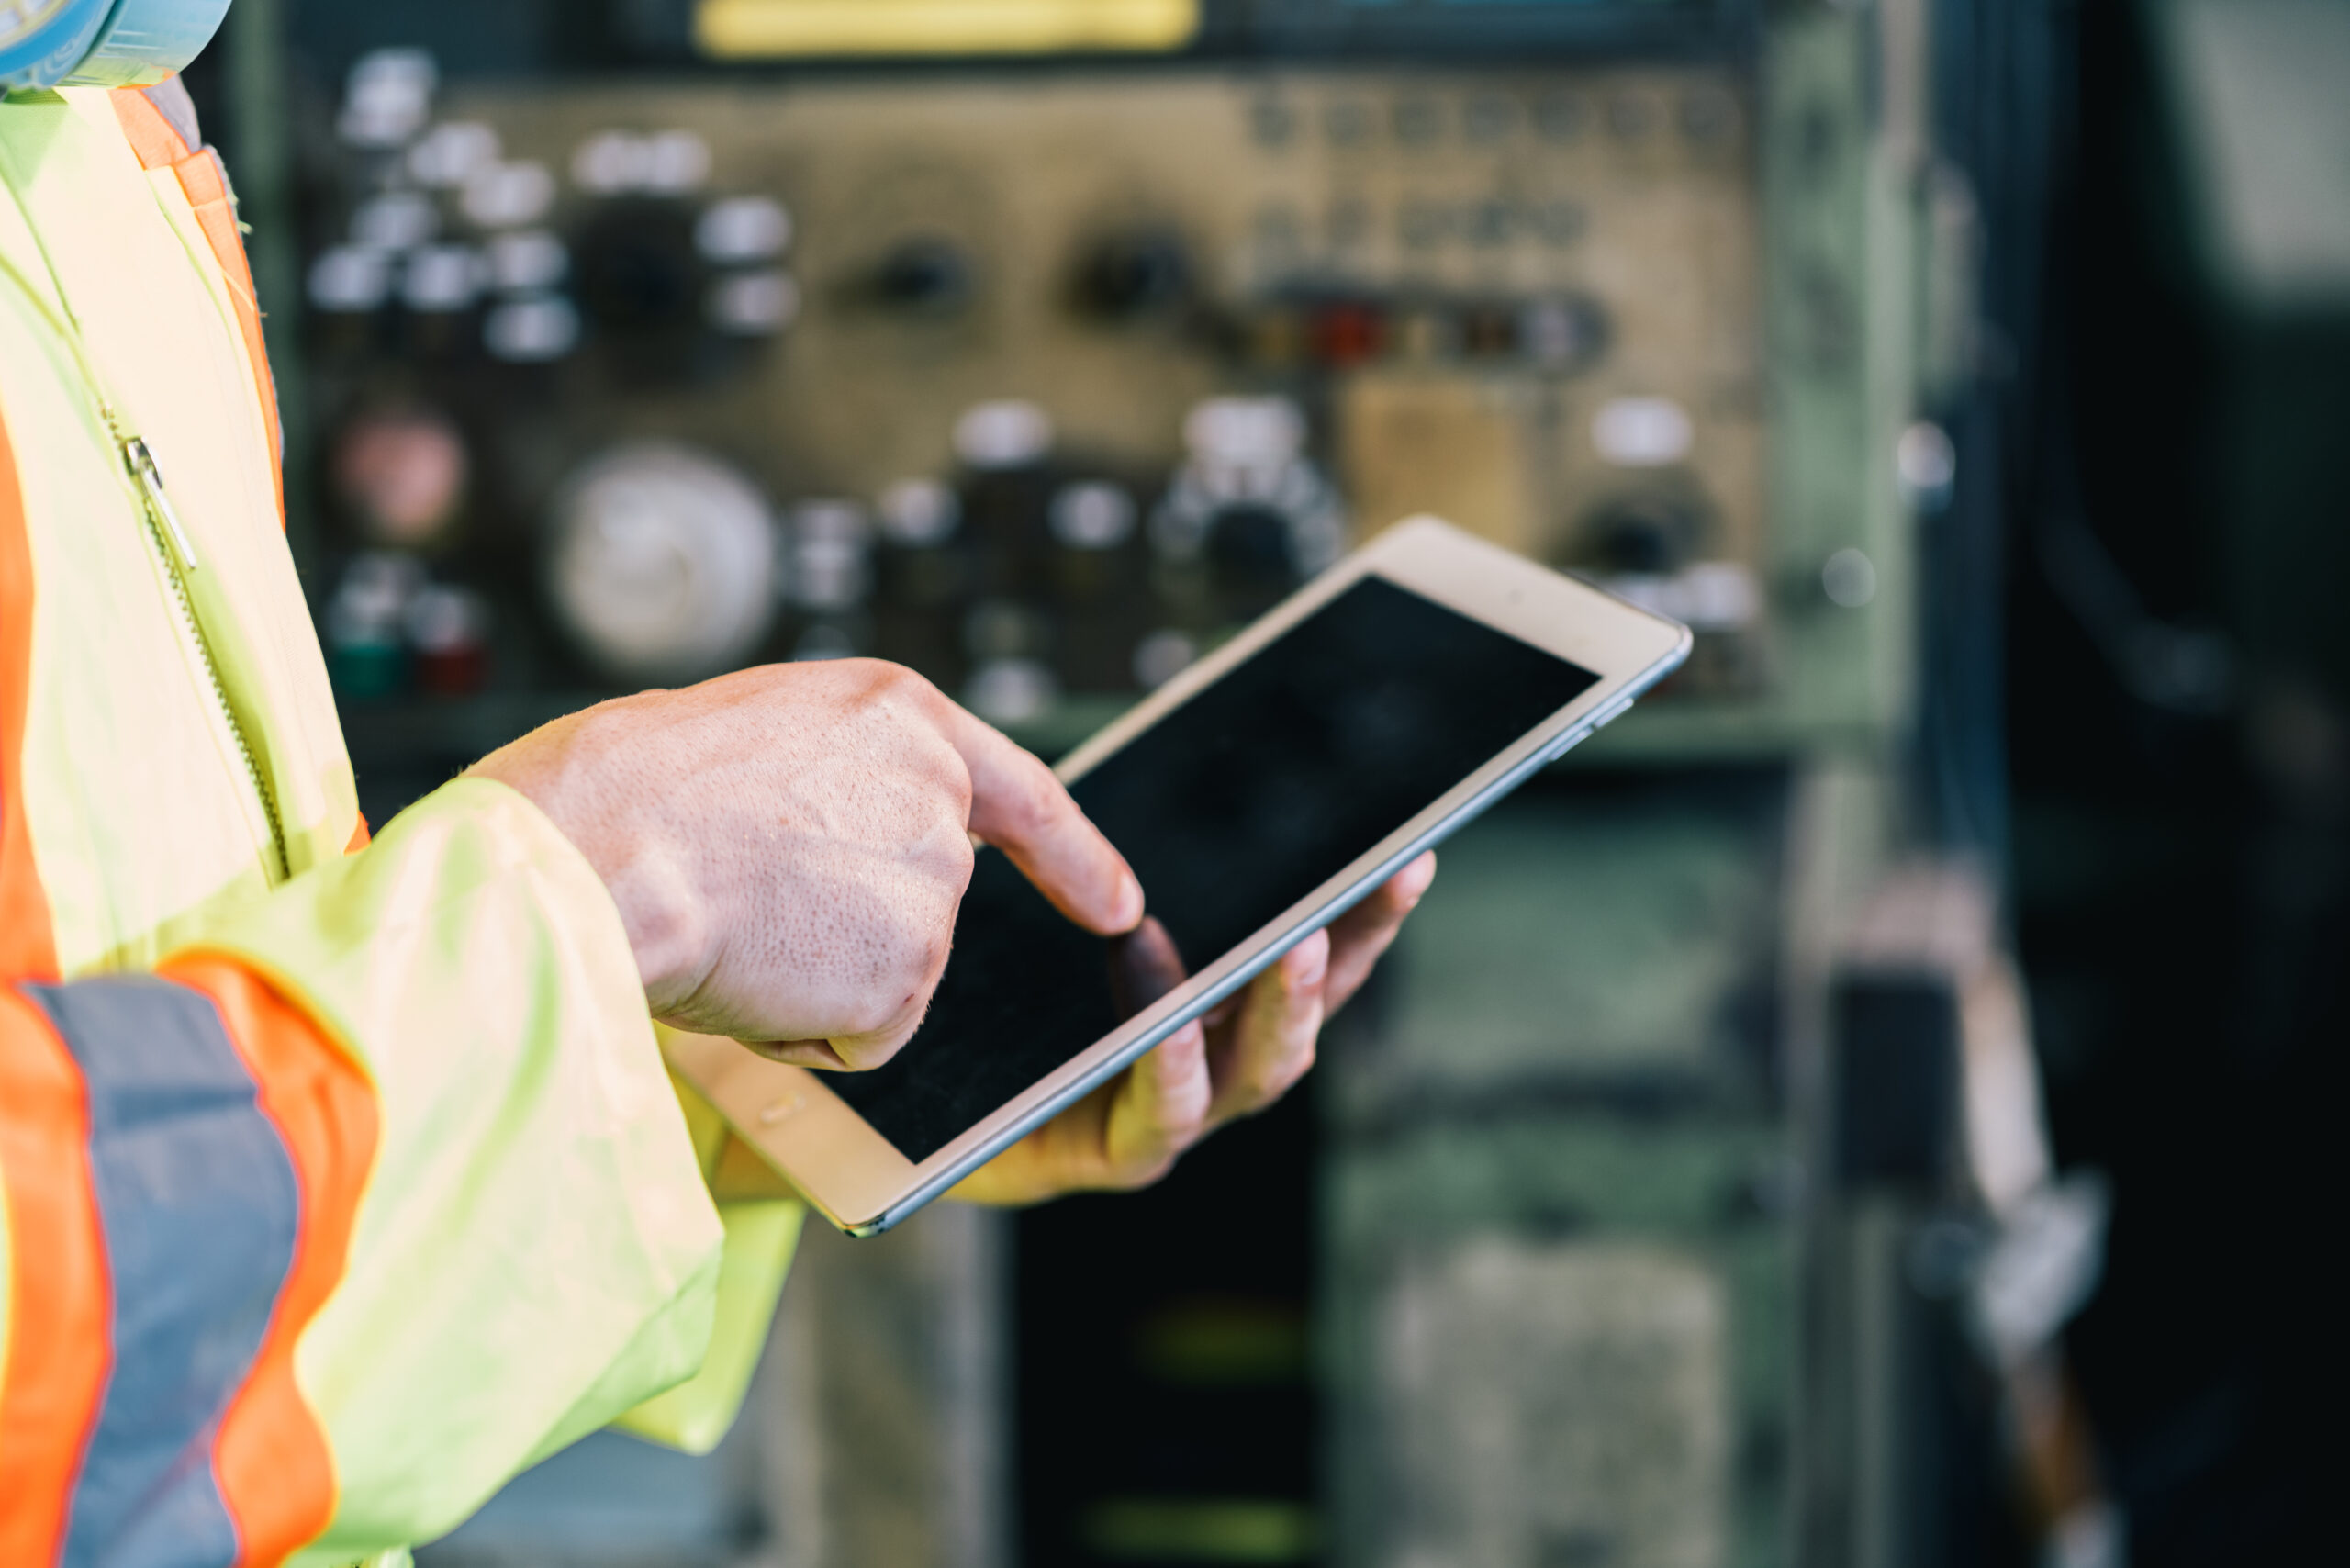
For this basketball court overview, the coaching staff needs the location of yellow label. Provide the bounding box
[695,0,1198,57]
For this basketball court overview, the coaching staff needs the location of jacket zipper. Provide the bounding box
[122,431,292,882]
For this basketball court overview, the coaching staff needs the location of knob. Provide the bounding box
[1205,504,1301,595]
[869,236,974,314]
[1584,496,1699,576]
[573,200,700,336]
[1069,228,1191,320]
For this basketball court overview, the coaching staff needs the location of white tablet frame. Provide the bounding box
[666,516,1692,1234]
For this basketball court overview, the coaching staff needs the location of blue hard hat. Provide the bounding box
[2,0,232,91]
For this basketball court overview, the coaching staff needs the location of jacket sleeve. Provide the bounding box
[0,777,799,1567]
[614,1070,805,1456]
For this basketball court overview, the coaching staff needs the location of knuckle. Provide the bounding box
[911,817,975,903]
[841,995,899,1042]
[889,937,946,1009]
[845,659,935,718]
[880,660,947,711]
[940,823,977,890]
[828,656,889,698]
[845,983,923,1050]
[902,887,959,978]
[901,725,974,815]
[914,921,955,985]
[942,751,977,816]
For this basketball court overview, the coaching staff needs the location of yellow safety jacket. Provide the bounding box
[0,84,800,1566]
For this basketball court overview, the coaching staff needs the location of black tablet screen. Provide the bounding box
[826,574,1600,1160]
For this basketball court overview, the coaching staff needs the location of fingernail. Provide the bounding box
[1286,934,1328,987]
[1113,873,1146,930]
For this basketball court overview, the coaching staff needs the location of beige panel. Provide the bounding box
[1338,371,1547,553]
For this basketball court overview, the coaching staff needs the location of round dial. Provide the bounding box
[547,443,778,684]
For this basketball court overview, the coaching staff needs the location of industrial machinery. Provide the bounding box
[297,63,1831,744]
[216,0,2039,1563]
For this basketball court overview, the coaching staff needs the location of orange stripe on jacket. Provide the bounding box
[0,991,111,1566]
[163,957,381,1566]
[108,88,285,524]
[107,85,191,171]
[0,395,56,980]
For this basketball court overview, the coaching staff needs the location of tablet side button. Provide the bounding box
[1548,696,1635,762]
[1545,723,1595,761]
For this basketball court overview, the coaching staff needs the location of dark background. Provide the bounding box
[2003,4,2340,1561]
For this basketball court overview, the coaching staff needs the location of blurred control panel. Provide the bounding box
[301,55,1762,731]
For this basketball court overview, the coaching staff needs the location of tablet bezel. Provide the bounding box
[666,516,1692,1234]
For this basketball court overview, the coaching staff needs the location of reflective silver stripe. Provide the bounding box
[24,975,297,1568]
[135,77,198,155]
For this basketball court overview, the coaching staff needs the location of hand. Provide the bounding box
[469,660,1142,1068]
[949,849,1438,1205]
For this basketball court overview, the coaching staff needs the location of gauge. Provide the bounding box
[332,406,468,547]
[547,443,779,685]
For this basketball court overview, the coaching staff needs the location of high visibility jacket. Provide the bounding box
[0,84,802,1566]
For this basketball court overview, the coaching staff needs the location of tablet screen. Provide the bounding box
[827,573,1599,1160]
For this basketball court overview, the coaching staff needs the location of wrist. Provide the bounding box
[468,705,713,1014]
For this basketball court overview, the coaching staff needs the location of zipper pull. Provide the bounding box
[122,436,199,571]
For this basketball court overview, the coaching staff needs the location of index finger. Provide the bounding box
[934,700,1145,935]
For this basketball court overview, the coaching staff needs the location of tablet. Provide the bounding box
[666,517,1690,1233]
